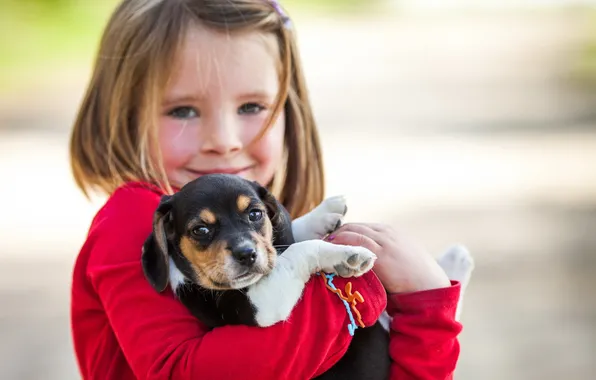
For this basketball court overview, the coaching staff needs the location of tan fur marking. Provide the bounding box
[261,217,274,242]
[199,209,217,224]
[253,218,276,272]
[237,195,251,213]
[179,236,230,289]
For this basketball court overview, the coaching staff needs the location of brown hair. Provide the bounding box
[69,0,324,218]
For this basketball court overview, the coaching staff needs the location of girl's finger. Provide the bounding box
[327,231,381,252]
[334,223,380,240]
[358,223,390,234]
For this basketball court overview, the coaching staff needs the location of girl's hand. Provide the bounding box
[327,223,450,294]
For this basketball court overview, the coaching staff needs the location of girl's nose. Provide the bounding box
[200,115,243,155]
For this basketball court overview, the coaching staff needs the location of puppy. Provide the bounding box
[141,174,391,378]
[141,174,473,379]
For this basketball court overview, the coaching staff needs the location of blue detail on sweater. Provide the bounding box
[318,272,359,336]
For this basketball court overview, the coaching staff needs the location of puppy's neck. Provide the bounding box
[169,257,187,291]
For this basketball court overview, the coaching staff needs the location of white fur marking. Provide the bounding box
[378,311,391,332]
[168,257,187,291]
[437,244,474,321]
[247,240,376,327]
[292,195,347,242]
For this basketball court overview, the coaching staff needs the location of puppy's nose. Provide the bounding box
[231,247,257,266]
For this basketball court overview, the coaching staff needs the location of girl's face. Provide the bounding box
[157,27,285,189]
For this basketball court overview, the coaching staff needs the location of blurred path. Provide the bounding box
[1,10,595,380]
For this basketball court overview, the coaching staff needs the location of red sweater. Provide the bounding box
[70,182,462,380]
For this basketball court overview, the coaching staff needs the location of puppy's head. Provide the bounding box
[142,174,290,292]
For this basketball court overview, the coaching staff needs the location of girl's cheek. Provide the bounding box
[161,118,199,144]
[242,111,285,141]
[269,111,286,147]
[253,112,285,159]
[241,114,270,139]
[158,117,200,163]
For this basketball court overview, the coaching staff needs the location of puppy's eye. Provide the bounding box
[248,209,263,222]
[191,226,211,238]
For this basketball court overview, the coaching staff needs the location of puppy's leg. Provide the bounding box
[292,195,347,242]
[437,244,474,321]
[247,240,376,327]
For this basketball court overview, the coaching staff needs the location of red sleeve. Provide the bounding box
[386,281,463,380]
[84,184,387,380]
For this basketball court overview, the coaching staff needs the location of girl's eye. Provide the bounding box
[238,103,265,115]
[248,209,263,222]
[168,106,199,119]
[191,226,211,238]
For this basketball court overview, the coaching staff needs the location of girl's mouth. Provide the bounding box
[187,166,254,176]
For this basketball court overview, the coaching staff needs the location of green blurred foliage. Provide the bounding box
[572,10,596,87]
[0,0,118,90]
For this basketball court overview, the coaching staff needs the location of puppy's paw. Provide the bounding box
[292,195,348,242]
[437,244,474,284]
[321,246,376,278]
[310,195,347,237]
[318,195,348,217]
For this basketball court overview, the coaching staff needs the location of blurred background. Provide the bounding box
[1,0,596,379]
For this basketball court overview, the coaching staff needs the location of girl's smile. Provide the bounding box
[185,165,256,176]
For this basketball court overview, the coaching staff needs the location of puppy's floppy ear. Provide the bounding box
[142,195,174,292]
[250,181,294,246]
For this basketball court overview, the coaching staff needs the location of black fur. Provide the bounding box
[141,174,390,379]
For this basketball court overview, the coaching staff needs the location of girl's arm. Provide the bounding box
[386,282,462,380]
[83,184,386,380]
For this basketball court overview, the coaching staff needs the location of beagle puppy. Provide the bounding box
[141,173,473,379]
[141,173,379,328]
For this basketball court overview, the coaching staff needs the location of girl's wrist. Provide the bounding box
[384,272,451,294]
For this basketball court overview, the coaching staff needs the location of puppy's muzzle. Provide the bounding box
[231,245,258,267]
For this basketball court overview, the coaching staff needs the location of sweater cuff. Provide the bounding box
[386,281,461,315]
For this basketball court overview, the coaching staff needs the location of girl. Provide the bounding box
[69,0,463,379]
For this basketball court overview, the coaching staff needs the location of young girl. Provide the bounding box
[69,1,463,379]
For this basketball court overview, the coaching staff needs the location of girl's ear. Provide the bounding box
[141,195,174,292]
[250,181,295,246]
